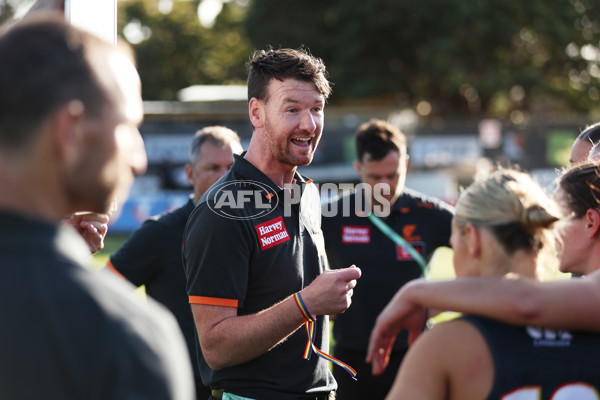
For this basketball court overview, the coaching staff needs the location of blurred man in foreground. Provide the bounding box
[0,12,193,399]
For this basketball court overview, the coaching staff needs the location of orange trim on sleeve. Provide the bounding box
[306,179,313,184]
[106,260,125,280]
[189,296,238,308]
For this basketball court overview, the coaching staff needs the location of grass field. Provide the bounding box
[428,247,456,280]
[92,233,131,268]
[93,234,569,281]
[92,234,460,306]
[95,232,570,349]
[94,233,458,275]
[92,234,459,354]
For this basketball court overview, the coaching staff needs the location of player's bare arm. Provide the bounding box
[386,319,494,400]
[370,272,600,358]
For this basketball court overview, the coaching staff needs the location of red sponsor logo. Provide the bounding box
[396,242,425,261]
[255,216,290,250]
[402,224,421,241]
[342,225,371,244]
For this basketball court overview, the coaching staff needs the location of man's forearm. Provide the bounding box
[194,295,307,370]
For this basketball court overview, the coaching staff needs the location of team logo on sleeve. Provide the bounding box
[342,225,371,244]
[256,216,290,250]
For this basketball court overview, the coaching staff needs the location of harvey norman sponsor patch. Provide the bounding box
[256,216,290,250]
[342,225,371,244]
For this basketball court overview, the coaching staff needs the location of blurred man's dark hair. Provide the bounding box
[577,122,600,146]
[355,119,407,162]
[0,12,132,148]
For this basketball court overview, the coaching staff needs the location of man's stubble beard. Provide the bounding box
[263,118,317,168]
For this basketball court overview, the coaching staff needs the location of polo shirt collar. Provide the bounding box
[232,153,313,198]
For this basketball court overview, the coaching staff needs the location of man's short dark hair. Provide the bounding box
[189,126,241,164]
[355,119,407,162]
[577,122,600,145]
[0,12,129,148]
[246,47,331,103]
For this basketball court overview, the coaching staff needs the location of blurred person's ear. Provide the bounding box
[584,208,600,239]
[52,100,85,160]
[465,223,481,258]
[185,163,195,186]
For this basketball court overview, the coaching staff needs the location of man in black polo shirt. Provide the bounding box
[321,119,454,400]
[0,13,193,399]
[107,126,242,400]
[183,48,362,400]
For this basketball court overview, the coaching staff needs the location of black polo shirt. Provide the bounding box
[183,154,335,400]
[108,198,202,379]
[322,188,453,351]
[0,211,194,400]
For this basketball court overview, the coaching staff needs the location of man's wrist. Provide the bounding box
[293,291,315,322]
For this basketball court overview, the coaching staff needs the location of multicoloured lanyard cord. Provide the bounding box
[293,292,358,380]
[367,213,429,278]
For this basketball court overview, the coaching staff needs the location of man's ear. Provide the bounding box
[185,163,195,187]
[585,208,600,238]
[51,100,85,159]
[248,97,264,129]
[353,160,361,174]
[465,222,481,258]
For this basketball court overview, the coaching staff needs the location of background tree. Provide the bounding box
[0,1,15,24]
[118,0,250,100]
[245,0,600,119]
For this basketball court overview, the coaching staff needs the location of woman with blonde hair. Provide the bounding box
[373,168,600,399]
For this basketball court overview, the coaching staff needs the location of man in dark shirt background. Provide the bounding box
[322,119,454,400]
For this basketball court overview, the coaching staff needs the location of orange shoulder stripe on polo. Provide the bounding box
[189,296,238,308]
[106,260,125,280]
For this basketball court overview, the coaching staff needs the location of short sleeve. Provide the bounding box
[108,220,167,286]
[183,204,253,307]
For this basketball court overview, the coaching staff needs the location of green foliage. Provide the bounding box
[116,0,600,116]
[0,1,15,25]
[201,2,252,84]
[118,0,250,100]
[245,0,600,117]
